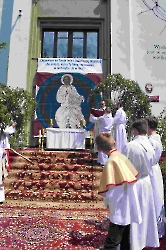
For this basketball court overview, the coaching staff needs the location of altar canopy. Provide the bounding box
[34,58,102,136]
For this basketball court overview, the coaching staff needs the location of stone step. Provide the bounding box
[6,169,102,181]
[5,178,100,191]
[9,162,102,171]
[9,149,95,158]
[5,189,103,202]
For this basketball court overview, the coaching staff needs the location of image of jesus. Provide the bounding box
[55,74,86,129]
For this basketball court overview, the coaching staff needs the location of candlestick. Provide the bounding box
[41,128,45,135]
[38,129,42,150]
[41,135,44,151]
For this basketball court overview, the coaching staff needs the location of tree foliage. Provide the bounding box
[0,42,7,52]
[88,73,152,138]
[157,109,166,151]
[0,84,36,148]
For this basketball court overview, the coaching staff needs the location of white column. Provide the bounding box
[7,0,32,89]
[129,0,135,80]
[0,0,4,27]
[111,0,130,79]
[111,22,112,74]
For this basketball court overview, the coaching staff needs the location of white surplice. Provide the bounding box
[122,135,160,250]
[103,183,142,226]
[149,134,165,238]
[0,148,6,202]
[0,125,16,149]
[89,113,113,165]
[112,107,127,152]
[0,125,16,202]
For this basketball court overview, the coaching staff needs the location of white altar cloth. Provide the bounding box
[46,128,87,149]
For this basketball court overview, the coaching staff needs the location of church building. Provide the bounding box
[0,0,166,145]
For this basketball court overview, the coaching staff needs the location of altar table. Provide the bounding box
[46,128,87,149]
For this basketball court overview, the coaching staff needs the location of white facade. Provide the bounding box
[112,0,166,116]
[4,0,166,116]
[7,0,32,89]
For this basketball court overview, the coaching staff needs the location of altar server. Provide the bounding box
[0,148,7,203]
[122,118,160,250]
[96,133,142,250]
[89,107,113,165]
[112,102,127,152]
[0,122,16,203]
[146,116,165,239]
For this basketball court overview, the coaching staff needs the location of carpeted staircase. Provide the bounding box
[1,149,166,249]
[4,149,104,208]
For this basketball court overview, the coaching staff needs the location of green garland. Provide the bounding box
[0,84,36,148]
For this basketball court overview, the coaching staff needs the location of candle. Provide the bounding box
[39,129,41,137]
[42,128,45,135]
[90,130,93,149]
[50,119,53,127]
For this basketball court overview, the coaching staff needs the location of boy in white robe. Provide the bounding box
[96,133,142,250]
[146,116,165,238]
[0,122,16,203]
[112,102,127,153]
[0,148,7,203]
[122,118,160,250]
[89,107,113,165]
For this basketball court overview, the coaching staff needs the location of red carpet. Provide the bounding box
[0,206,109,249]
[0,205,165,249]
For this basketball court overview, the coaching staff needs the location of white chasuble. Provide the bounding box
[112,108,127,153]
[122,136,160,250]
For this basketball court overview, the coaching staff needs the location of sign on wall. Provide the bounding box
[33,58,102,136]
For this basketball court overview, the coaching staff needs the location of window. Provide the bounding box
[42,30,99,58]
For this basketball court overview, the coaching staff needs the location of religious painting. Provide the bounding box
[33,58,102,136]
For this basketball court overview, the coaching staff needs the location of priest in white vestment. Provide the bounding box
[96,133,142,250]
[122,118,160,250]
[147,116,165,239]
[89,107,113,165]
[112,102,127,152]
[55,74,86,129]
[0,122,16,203]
